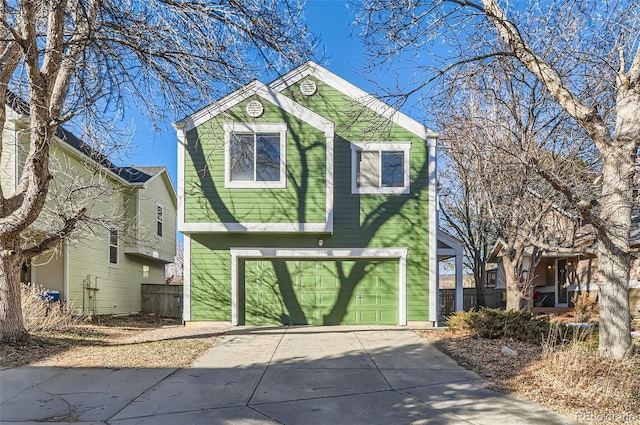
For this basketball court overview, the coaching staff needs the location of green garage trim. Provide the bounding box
[230,248,408,325]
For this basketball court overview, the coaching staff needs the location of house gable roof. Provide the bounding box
[173,79,334,137]
[5,91,171,189]
[268,61,439,140]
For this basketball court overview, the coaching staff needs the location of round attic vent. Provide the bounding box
[300,79,317,96]
[245,100,264,118]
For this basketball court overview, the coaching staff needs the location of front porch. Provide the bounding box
[529,254,598,308]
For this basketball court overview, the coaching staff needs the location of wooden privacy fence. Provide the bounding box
[141,284,183,318]
[439,288,504,317]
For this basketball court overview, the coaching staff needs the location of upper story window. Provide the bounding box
[351,142,411,195]
[108,229,118,266]
[224,123,287,189]
[156,204,163,238]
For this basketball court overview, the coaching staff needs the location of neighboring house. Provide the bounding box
[487,219,640,316]
[175,61,463,326]
[2,93,177,315]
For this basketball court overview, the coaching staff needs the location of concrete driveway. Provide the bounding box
[1,326,577,424]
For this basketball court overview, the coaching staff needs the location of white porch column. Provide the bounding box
[455,249,464,311]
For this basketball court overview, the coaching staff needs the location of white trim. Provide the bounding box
[179,222,331,233]
[427,138,438,323]
[176,129,186,235]
[325,134,334,233]
[223,123,287,189]
[350,142,411,195]
[436,230,465,313]
[174,80,334,136]
[229,247,408,326]
[108,229,119,268]
[269,62,439,140]
[183,235,192,321]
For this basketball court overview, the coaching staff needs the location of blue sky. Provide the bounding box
[126,0,425,188]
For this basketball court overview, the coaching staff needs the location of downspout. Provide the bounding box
[63,239,69,306]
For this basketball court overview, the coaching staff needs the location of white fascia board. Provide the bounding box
[173,80,334,137]
[437,229,464,255]
[230,247,408,325]
[269,61,439,140]
[179,222,331,233]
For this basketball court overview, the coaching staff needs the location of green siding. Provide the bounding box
[187,75,431,323]
[183,98,326,224]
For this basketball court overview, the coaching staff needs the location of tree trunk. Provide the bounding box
[596,159,633,359]
[0,237,27,342]
[503,258,523,310]
[474,258,486,309]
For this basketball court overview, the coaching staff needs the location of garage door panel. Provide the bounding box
[244,259,398,325]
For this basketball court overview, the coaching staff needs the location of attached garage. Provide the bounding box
[242,259,398,325]
[230,248,408,326]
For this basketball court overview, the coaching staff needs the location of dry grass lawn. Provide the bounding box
[420,329,640,425]
[0,314,224,369]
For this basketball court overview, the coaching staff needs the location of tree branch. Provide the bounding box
[479,0,613,150]
[22,207,86,259]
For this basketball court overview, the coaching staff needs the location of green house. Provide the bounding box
[175,62,461,326]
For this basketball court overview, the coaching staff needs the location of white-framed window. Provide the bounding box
[108,229,118,266]
[224,123,287,189]
[351,142,411,194]
[156,203,163,238]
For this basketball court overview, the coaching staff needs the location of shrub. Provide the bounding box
[21,284,81,332]
[445,310,471,332]
[446,308,566,345]
[571,291,599,323]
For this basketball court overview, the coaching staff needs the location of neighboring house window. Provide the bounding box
[156,204,163,238]
[224,123,287,189]
[351,142,411,194]
[142,265,149,278]
[109,229,118,266]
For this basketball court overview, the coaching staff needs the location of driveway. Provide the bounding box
[0,326,577,424]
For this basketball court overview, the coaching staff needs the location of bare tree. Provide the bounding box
[357,0,639,358]
[0,0,313,342]
[438,58,591,311]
